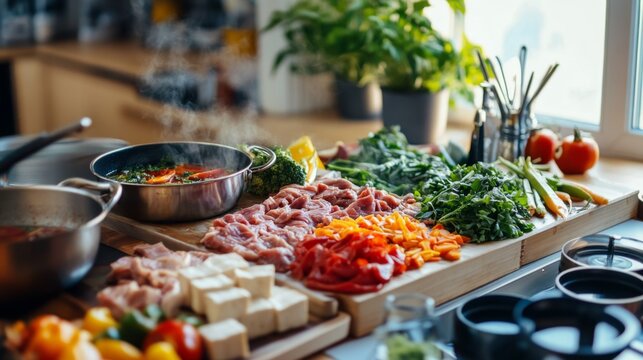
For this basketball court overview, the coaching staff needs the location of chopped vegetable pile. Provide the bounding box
[290,231,407,294]
[248,146,306,196]
[290,212,467,293]
[315,213,468,268]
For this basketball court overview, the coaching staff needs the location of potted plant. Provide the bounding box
[373,0,482,144]
[264,0,386,120]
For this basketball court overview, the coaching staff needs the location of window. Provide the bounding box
[465,0,606,127]
[462,0,643,159]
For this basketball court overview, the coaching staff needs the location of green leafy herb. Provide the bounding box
[327,127,449,195]
[415,163,535,242]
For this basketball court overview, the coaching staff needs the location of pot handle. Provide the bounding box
[246,145,277,173]
[58,178,123,214]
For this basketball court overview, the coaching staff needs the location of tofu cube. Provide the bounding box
[178,266,221,304]
[199,319,250,360]
[204,253,249,278]
[190,275,234,314]
[235,265,275,298]
[269,286,309,332]
[205,287,251,323]
[239,298,275,339]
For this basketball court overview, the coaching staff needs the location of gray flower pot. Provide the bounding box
[335,78,382,120]
[381,89,450,144]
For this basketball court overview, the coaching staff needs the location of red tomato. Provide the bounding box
[555,128,599,175]
[525,128,558,164]
[143,321,203,360]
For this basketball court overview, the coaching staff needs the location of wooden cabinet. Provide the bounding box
[13,57,166,144]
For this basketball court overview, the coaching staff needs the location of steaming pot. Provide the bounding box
[90,142,275,222]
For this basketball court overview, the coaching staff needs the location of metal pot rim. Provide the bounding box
[0,183,116,244]
[90,141,271,188]
[456,294,526,331]
[555,266,643,305]
[560,236,643,272]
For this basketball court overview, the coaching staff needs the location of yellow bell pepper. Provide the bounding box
[83,307,118,336]
[95,339,144,360]
[145,341,181,360]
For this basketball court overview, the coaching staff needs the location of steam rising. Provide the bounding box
[131,1,265,146]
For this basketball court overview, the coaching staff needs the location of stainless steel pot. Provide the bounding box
[0,178,121,305]
[560,234,643,275]
[90,142,275,222]
[555,267,643,318]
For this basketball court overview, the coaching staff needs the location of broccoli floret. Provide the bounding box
[248,146,306,196]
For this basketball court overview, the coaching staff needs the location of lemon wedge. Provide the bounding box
[288,136,324,183]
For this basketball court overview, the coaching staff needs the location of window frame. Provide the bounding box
[544,0,643,160]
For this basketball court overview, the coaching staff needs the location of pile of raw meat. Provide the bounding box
[200,178,419,272]
[97,243,215,318]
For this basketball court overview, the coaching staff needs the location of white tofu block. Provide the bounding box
[199,319,250,360]
[269,286,309,332]
[205,287,251,323]
[204,253,250,278]
[190,275,234,314]
[178,266,221,304]
[239,298,275,339]
[235,265,275,298]
[161,281,182,318]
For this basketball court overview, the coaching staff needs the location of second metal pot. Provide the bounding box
[90,142,275,222]
[0,178,121,306]
[555,266,643,318]
[560,234,643,274]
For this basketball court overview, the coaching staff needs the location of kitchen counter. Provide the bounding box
[2,40,642,360]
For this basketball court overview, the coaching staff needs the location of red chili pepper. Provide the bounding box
[290,232,407,294]
[187,168,227,181]
[174,164,206,176]
[146,170,176,184]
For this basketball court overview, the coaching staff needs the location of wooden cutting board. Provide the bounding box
[103,177,640,336]
[100,226,339,320]
[98,228,349,360]
[519,176,639,265]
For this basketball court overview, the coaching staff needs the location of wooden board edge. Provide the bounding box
[104,214,201,252]
[521,193,639,265]
[276,274,339,319]
[339,240,522,337]
[251,312,351,360]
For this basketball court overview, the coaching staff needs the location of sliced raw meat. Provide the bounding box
[100,243,217,318]
[201,178,419,271]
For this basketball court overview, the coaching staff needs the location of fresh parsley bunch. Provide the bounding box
[415,163,535,242]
